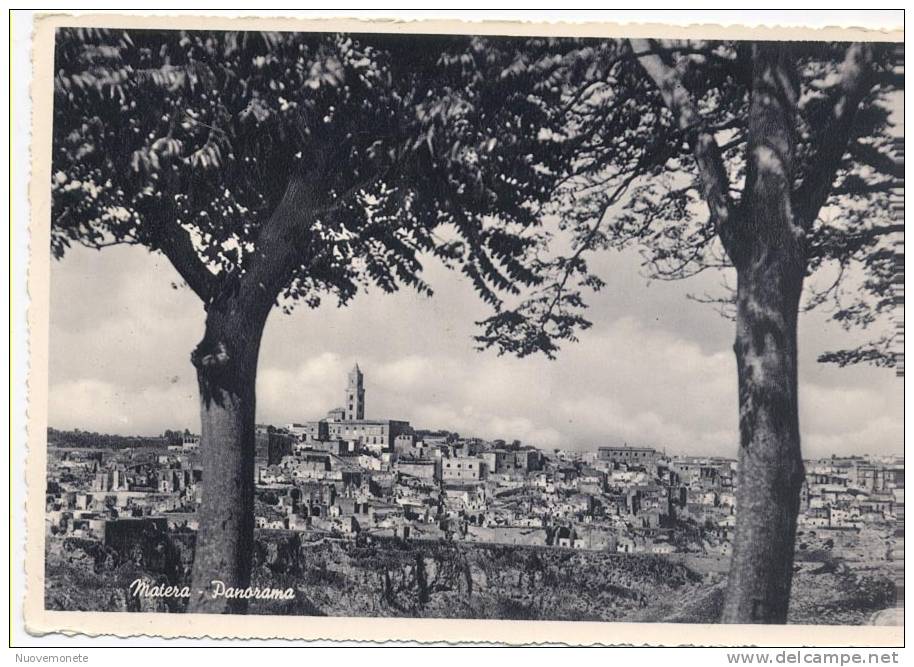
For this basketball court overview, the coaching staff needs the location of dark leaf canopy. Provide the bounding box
[51,28,577,312]
[51,31,902,365]
[474,39,902,366]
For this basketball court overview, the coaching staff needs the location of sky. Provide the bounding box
[47,229,903,459]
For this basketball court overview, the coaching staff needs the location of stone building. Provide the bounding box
[318,363,413,452]
[395,458,439,482]
[598,445,658,468]
[344,363,365,421]
[328,419,412,452]
[254,427,295,467]
[441,456,486,482]
[287,421,329,442]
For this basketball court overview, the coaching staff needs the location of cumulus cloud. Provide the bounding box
[47,244,902,459]
[49,378,198,434]
[214,317,742,453]
[257,352,350,422]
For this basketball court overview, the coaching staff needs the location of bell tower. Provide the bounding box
[344,363,365,421]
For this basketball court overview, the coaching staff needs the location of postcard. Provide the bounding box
[23,12,904,645]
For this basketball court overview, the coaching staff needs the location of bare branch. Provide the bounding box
[687,274,737,320]
[537,170,641,332]
[629,38,738,258]
[135,199,216,304]
[793,43,877,228]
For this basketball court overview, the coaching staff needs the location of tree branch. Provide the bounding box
[134,197,216,304]
[529,169,642,339]
[629,38,738,258]
[158,220,217,304]
[236,172,324,318]
[793,43,876,228]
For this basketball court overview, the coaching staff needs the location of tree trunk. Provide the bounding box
[722,43,807,624]
[186,299,269,614]
[179,174,318,614]
[722,258,806,623]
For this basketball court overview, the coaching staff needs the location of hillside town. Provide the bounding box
[46,365,904,562]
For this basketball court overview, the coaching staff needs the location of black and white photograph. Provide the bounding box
[15,10,904,648]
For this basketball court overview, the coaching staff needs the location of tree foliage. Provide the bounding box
[55,33,899,362]
[475,39,902,366]
[52,29,581,315]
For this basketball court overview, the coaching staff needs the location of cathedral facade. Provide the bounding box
[289,363,413,453]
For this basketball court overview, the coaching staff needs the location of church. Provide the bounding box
[287,363,413,453]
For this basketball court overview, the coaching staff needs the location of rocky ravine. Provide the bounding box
[44,531,895,623]
[249,534,703,620]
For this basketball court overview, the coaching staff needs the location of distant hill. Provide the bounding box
[47,427,172,450]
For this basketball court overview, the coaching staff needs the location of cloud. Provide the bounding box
[257,352,350,423]
[47,244,902,459]
[799,382,903,456]
[801,382,902,436]
[239,317,742,454]
[49,378,198,434]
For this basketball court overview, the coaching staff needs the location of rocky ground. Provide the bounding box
[247,534,704,620]
[44,531,897,624]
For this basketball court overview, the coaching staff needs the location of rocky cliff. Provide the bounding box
[248,534,703,620]
[44,531,895,624]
